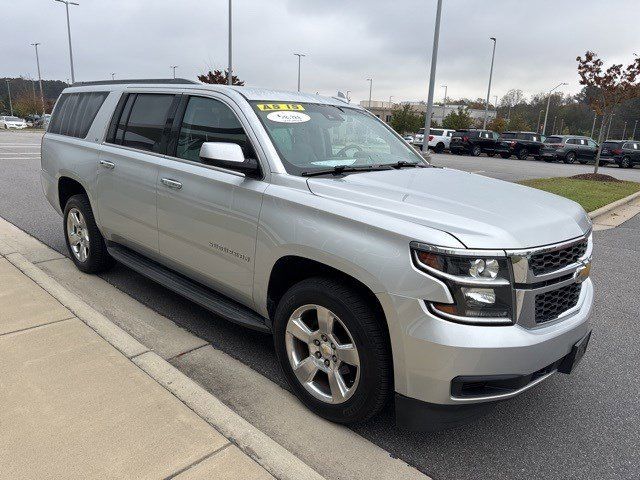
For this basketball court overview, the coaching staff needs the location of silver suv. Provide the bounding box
[41,80,593,430]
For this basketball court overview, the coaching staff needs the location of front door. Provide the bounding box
[96,92,178,257]
[155,95,268,306]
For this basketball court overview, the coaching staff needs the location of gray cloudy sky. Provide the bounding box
[3,0,639,103]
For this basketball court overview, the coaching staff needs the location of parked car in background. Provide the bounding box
[403,134,414,143]
[540,135,598,164]
[413,128,426,147]
[599,140,640,168]
[427,128,455,153]
[25,114,41,127]
[495,131,544,160]
[0,115,28,129]
[449,129,500,156]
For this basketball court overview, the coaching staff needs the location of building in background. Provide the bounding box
[361,100,497,127]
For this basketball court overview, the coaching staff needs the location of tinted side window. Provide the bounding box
[48,92,108,138]
[430,129,444,136]
[176,96,254,163]
[566,139,577,145]
[122,94,175,152]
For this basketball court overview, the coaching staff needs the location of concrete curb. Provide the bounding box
[588,190,640,219]
[3,251,325,480]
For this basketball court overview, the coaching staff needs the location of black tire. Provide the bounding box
[63,194,114,273]
[564,152,577,164]
[500,153,511,159]
[517,148,529,160]
[273,277,392,424]
[620,156,632,168]
[434,142,445,153]
[471,145,482,157]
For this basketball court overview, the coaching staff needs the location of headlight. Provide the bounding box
[412,244,514,325]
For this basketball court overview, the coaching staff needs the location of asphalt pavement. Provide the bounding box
[1,130,639,479]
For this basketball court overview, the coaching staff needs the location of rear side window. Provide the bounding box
[545,136,563,144]
[430,129,444,136]
[501,132,516,139]
[48,92,108,138]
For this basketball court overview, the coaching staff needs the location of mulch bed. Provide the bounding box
[569,173,623,183]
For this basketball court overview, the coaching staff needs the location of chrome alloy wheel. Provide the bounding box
[66,207,90,262]
[285,304,360,404]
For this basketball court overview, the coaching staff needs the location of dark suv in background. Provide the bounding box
[540,135,599,164]
[449,129,500,156]
[495,131,544,160]
[599,140,640,168]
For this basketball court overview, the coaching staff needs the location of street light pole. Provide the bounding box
[30,43,46,116]
[441,84,447,121]
[542,82,567,136]
[366,78,373,108]
[632,120,638,140]
[590,112,597,138]
[482,37,497,130]
[170,65,178,79]
[559,118,564,135]
[5,80,13,116]
[422,0,443,152]
[622,121,627,139]
[111,73,115,80]
[606,113,615,139]
[552,116,557,134]
[228,0,233,85]
[293,53,305,92]
[537,109,543,133]
[54,0,79,84]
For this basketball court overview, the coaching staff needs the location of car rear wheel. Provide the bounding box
[273,277,392,424]
[471,146,482,157]
[63,194,114,273]
[564,152,577,164]
[517,148,529,160]
[620,156,632,168]
[434,142,445,153]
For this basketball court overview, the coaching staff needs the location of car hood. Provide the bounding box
[306,167,591,249]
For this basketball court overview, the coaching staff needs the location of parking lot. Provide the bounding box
[1,129,639,479]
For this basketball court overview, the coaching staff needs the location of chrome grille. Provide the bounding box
[529,240,588,275]
[535,283,581,324]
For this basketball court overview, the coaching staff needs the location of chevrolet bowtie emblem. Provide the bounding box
[575,261,591,284]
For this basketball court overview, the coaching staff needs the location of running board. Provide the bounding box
[106,243,271,333]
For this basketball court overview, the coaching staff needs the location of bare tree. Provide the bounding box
[576,51,640,173]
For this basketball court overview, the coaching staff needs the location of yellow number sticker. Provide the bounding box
[256,104,305,111]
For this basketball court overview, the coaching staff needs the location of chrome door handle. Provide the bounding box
[99,160,115,169]
[161,178,182,190]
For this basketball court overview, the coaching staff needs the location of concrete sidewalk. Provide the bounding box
[0,251,314,480]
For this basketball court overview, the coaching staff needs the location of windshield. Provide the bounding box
[251,102,426,175]
[6,116,21,121]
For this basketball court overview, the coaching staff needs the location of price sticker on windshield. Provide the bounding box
[267,111,311,123]
[257,103,305,111]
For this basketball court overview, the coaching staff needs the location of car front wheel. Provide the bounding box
[564,152,577,164]
[620,156,632,168]
[273,277,392,424]
[471,146,482,156]
[517,148,529,160]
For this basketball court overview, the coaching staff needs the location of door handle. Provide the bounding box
[161,178,183,190]
[99,160,115,169]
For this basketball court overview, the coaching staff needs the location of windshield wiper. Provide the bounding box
[388,160,427,169]
[301,164,393,177]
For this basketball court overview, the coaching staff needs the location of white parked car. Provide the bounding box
[0,116,28,129]
[414,128,455,153]
[402,134,414,143]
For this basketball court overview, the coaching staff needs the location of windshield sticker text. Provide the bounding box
[257,103,305,111]
[267,111,311,123]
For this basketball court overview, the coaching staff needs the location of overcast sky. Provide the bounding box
[3,0,639,104]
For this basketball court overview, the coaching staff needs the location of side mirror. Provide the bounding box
[199,142,260,177]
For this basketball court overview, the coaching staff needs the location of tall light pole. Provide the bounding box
[542,82,567,135]
[622,121,627,139]
[632,120,638,140]
[606,113,615,139]
[421,0,443,152]
[293,53,305,92]
[590,112,597,138]
[54,0,79,84]
[30,43,45,116]
[227,0,233,85]
[170,65,178,79]
[111,73,115,80]
[558,118,564,135]
[482,37,497,130]
[537,109,544,133]
[388,95,393,107]
[441,84,447,121]
[366,78,373,108]
[552,116,557,134]
[5,80,14,116]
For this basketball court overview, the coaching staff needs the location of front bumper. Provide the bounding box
[378,276,593,407]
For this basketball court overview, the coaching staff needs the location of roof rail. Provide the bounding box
[71,78,199,86]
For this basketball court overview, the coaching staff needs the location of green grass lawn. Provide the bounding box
[519,177,640,212]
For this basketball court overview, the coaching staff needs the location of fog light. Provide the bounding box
[461,287,496,306]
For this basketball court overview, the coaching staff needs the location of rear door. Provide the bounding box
[585,139,598,161]
[155,94,268,306]
[96,92,179,258]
